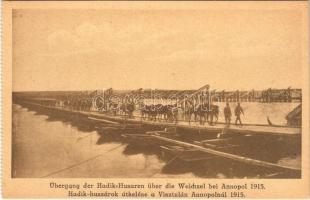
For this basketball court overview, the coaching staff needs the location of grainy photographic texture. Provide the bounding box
[2,1,309,198]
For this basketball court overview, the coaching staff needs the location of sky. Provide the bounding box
[12,5,306,91]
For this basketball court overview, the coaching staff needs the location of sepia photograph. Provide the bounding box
[11,5,305,179]
[2,1,310,198]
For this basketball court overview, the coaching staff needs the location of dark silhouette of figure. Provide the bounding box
[267,116,273,125]
[234,102,244,125]
[224,102,232,125]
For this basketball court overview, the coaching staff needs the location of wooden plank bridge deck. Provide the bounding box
[87,112,300,136]
[22,102,301,136]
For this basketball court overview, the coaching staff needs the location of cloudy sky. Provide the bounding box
[12,4,307,91]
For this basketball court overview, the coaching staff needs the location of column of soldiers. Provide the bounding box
[58,93,245,126]
[63,98,92,111]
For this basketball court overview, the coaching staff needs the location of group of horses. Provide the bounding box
[60,98,219,125]
[140,104,180,123]
[108,102,135,118]
[183,103,219,125]
[108,101,219,125]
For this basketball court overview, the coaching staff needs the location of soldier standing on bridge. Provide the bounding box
[224,102,232,125]
[234,102,244,126]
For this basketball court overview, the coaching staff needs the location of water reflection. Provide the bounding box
[12,103,301,179]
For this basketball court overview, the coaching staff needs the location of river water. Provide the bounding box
[12,103,301,178]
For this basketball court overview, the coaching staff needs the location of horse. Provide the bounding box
[194,103,209,125]
[208,104,219,125]
[120,102,135,118]
[184,102,198,124]
[139,103,149,120]
[109,102,119,116]
[143,104,157,121]
[126,102,135,118]
[155,104,170,121]
[166,104,179,123]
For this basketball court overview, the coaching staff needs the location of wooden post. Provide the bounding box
[287,87,292,102]
[236,90,240,102]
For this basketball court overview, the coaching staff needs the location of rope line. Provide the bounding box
[40,143,126,178]
[149,151,184,178]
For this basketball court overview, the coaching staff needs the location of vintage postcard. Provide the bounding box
[2,1,309,198]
